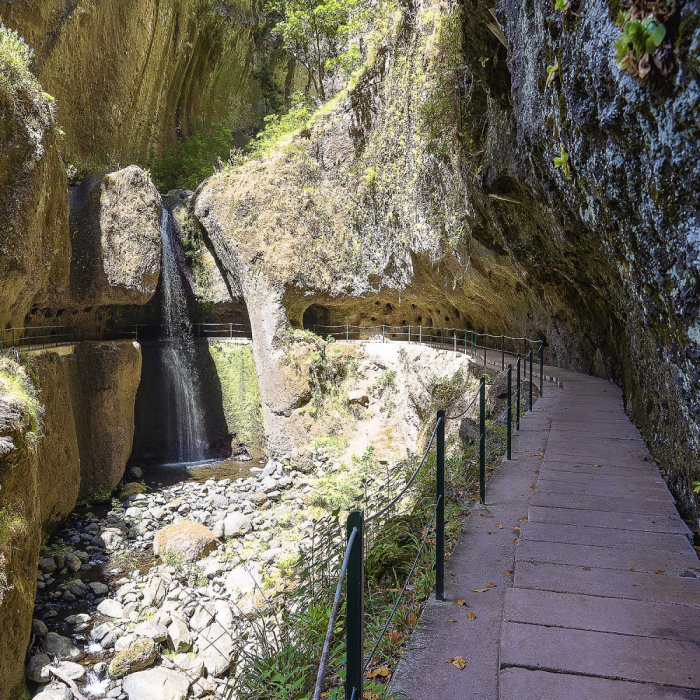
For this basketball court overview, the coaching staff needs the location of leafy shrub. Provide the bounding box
[554,144,570,178]
[614,1,676,82]
[152,124,233,191]
[0,23,34,71]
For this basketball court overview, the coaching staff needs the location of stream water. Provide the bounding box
[159,206,208,463]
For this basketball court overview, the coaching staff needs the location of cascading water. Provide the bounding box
[159,206,207,462]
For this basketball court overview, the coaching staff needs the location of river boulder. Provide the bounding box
[153,520,219,562]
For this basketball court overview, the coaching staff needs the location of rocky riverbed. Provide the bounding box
[26,448,343,700]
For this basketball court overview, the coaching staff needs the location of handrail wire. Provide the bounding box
[365,418,441,524]
[313,526,359,700]
[444,391,479,421]
[363,496,441,672]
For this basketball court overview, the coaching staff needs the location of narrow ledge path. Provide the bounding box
[391,366,700,699]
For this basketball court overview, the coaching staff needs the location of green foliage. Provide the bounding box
[253,62,284,113]
[152,124,233,191]
[369,370,396,398]
[546,61,559,88]
[614,12,667,81]
[0,23,34,72]
[693,481,700,495]
[553,143,571,178]
[266,0,370,100]
[0,357,43,453]
[554,0,570,11]
[230,93,312,165]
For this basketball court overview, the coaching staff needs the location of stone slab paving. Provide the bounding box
[392,364,700,699]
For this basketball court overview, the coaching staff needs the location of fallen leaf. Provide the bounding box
[628,568,635,572]
[496,524,503,529]
[505,570,513,575]
[486,582,496,588]
[655,570,664,575]
[594,463,602,468]
[452,656,467,670]
[366,667,390,679]
[457,600,468,606]
[449,619,457,622]
[480,514,494,518]
[512,526,520,530]
[406,612,418,625]
[529,483,536,489]
[487,531,495,535]
[387,631,402,644]
[582,566,590,571]
[510,538,519,543]
[466,612,476,620]
[518,518,528,522]
[445,658,454,663]
[473,588,488,593]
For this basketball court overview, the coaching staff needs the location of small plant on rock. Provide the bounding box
[546,61,560,88]
[554,0,570,12]
[614,1,676,82]
[554,144,571,178]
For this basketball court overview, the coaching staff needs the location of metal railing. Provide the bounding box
[192,322,252,339]
[311,323,545,398]
[0,322,254,353]
[0,324,144,351]
[314,344,546,698]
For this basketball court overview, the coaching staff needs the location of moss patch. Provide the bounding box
[208,342,264,449]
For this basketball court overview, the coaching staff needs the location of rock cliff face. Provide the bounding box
[3,0,275,169]
[193,0,699,516]
[0,342,142,699]
[0,26,70,328]
[69,166,162,307]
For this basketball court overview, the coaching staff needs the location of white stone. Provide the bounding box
[122,668,191,700]
[97,598,123,618]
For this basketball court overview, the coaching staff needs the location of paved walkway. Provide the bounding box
[392,366,700,699]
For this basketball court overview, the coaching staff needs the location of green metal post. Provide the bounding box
[529,350,533,410]
[516,355,521,430]
[507,365,512,460]
[346,511,364,700]
[501,335,505,369]
[539,341,544,397]
[436,411,445,601]
[479,376,486,504]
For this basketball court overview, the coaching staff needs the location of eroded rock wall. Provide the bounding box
[193,0,699,517]
[3,0,274,170]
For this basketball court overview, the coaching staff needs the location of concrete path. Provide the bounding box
[392,366,700,699]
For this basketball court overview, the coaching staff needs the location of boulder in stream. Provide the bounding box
[153,520,219,562]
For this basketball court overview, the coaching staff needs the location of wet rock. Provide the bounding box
[38,557,57,574]
[26,653,51,683]
[108,637,158,678]
[64,552,82,572]
[41,632,81,660]
[153,521,219,563]
[54,660,86,681]
[89,581,109,596]
[97,598,124,618]
[123,667,191,700]
[32,618,49,637]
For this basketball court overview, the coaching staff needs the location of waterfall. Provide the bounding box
[159,206,207,462]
